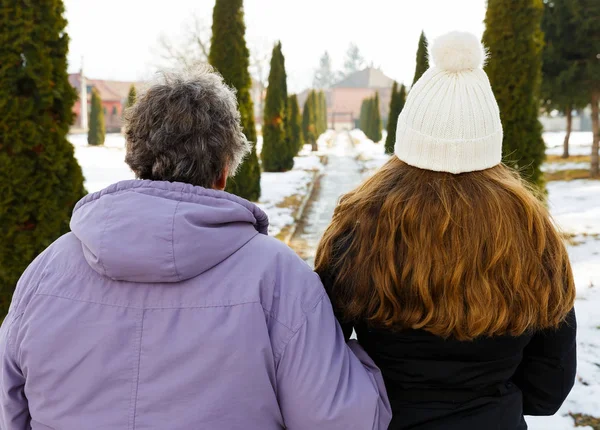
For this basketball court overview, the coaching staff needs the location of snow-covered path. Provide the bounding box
[289,132,364,265]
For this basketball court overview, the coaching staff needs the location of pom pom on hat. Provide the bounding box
[430,31,486,72]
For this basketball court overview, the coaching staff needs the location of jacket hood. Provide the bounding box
[70,180,269,283]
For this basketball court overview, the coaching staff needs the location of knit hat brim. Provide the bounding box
[395,118,503,174]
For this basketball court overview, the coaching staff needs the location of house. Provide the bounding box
[297,67,396,131]
[69,70,145,133]
[329,67,395,130]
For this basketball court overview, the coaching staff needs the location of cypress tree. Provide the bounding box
[302,91,315,144]
[369,92,382,142]
[262,42,293,172]
[412,31,429,86]
[386,84,407,152]
[0,0,86,314]
[310,90,320,140]
[125,84,137,111]
[483,0,546,187]
[302,92,311,143]
[359,99,369,133]
[288,94,304,153]
[385,82,399,154]
[318,91,328,135]
[88,88,105,146]
[209,0,261,200]
[302,91,319,151]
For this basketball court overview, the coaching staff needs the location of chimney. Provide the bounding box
[80,57,88,130]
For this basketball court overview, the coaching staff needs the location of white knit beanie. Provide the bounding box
[394,31,503,174]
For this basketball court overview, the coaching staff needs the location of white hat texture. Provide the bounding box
[394,31,503,174]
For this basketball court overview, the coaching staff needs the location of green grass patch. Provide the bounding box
[545,169,597,182]
[546,154,591,164]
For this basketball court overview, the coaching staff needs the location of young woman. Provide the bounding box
[316,32,577,430]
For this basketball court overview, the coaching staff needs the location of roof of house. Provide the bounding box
[69,74,146,102]
[332,67,394,89]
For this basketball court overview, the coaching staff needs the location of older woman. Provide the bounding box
[0,67,391,430]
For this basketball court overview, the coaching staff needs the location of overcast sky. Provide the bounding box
[65,0,487,93]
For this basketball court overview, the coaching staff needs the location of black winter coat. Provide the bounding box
[320,275,577,430]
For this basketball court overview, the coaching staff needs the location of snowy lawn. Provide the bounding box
[257,134,332,238]
[70,133,135,193]
[69,133,324,239]
[351,129,600,430]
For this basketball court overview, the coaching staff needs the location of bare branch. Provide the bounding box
[154,13,211,70]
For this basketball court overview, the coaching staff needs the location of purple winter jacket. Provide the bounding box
[0,180,391,430]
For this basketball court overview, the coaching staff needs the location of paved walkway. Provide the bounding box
[289,132,364,266]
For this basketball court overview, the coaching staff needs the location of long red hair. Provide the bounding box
[315,157,575,341]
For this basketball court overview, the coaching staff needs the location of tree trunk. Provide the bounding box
[592,91,599,178]
[311,141,318,152]
[562,105,572,159]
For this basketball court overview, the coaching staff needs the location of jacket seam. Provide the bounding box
[3,314,24,364]
[170,196,183,282]
[275,291,326,366]
[13,267,48,364]
[97,194,115,277]
[34,292,260,310]
[130,308,145,430]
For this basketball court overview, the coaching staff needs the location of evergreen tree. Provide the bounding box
[310,89,320,138]
[0,0,86,314]
[547,0,600,176]
[313,51,337,89]
[412,31,429,86]
[262,42,293,172]
[88,88,106,146]
[288,94,304,153]
[370,92,382,142]
[386,84,406,154]
[209,0,261,200]
[302,92,311,143]
[302,91,315,144]
[125,84,137,111]
[385,82,408,154]
[361,97,375,138]
[359,99,369,132]
[385,83,398,153]
[540,0,588,158]
[483,0,546,187]
[344,43,366,76]
[318,91,328,135]
[302,91,319,151]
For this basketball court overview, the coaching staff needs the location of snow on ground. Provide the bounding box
[69,132,325,239]
[256,135,328,237]
[70,133,134,193]
[349,129,389,175]
[257,151,323,238]
[545,131,594,156]
[542,162,590,173]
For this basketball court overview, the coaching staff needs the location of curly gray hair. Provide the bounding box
[124,66,251,188]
